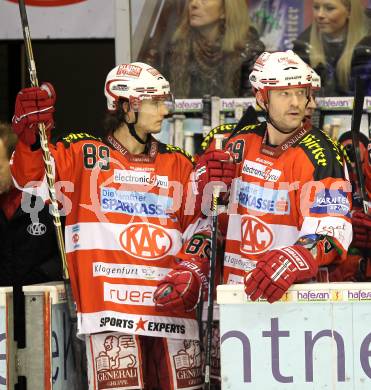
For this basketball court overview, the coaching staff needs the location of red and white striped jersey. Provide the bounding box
[221,122,352,285]
[11,133,208,340]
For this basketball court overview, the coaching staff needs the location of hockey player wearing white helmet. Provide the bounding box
[195,50,352,306]
[305,68,322,121]
[9,62,232,389]
[104,62,174,147]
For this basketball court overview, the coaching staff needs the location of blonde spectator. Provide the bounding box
[164,0,265,98]
[293,0,371,96]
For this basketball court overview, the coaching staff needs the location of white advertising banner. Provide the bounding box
[218,283,371,390]
[0,0,115,39]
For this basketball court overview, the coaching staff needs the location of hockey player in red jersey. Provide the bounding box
[195,50,352,303]
[10,62,232,390]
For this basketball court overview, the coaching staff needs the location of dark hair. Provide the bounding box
[0,122,17,159]
[103,98,128,136]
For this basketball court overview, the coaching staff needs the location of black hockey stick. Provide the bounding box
[227,105,259,141]
[18,0,76,322]
[204,135,223,389]
[350,76,370,214]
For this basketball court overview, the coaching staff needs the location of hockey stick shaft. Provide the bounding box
[350,76,369,214]
[18,0,76,321]
[204,134,223,388]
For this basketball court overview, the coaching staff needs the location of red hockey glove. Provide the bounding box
[194,150,236,213]
[244,245,318,303]
[154,257,209,312]
[352,211,371,249]
[12,82,56,146]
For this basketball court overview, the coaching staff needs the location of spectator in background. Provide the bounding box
[0,122,62,348]
[164,0,265,98]
[293,0,371,96]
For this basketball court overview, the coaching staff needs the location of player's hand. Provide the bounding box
[12,82,56,146]
[244,245,318,303]
[194,150,236,214]
[352,210,371,249]
[154,257,209,312]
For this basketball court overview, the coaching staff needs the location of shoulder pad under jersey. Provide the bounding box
[229,122,264,140]
[298,128,345,179]
[201,123,236,151]
[59,132,102,147]
[158,143,194,164]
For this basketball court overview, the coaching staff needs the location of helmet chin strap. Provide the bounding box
[260,100,294,136]
[261,96,309,137]
[127,111,148,145]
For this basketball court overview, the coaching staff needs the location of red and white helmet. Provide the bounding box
[310,69,321,91]
[104,62,173,111]
[249,50,312,102]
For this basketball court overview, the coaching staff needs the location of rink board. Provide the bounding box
[23,283,77,390]
[217,283,371,390]
[0,288,13,390]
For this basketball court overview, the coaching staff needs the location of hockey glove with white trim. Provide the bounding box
[194,150,236,214]
[12,82,56,146]
[244,245,318,303]
[154,256,209,312]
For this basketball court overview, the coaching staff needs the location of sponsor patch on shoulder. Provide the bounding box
[310,189,350,216]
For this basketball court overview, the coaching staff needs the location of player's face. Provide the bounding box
[188,0,224,28]
[0,140,12,195]
[268,88,308,133]
[136,100,169,134]
[313,0,350,38]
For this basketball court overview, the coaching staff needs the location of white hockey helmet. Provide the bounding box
[104,62,173,111]
[249,50,312,102]
[310,69,321,91]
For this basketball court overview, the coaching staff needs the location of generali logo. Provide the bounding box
[240,215,273,254]
[119,223,172,260]
[7,0,86,6]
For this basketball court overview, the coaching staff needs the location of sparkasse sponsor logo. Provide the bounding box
[238,182,290,215]
[101,188,172,218]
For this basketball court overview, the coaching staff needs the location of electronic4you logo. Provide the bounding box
[7,0,86,6]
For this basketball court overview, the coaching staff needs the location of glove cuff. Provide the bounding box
[177,259,209,292]
[280,245,318,281]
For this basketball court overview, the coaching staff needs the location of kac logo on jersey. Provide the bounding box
[27,222,47,236]
[119,223,172,260]
[240,215,273,254]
